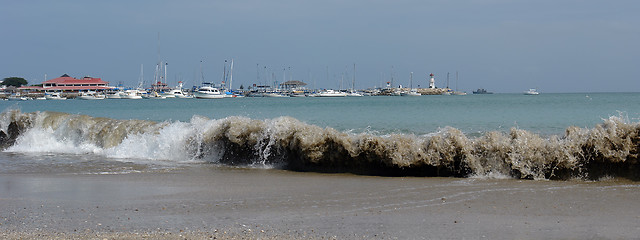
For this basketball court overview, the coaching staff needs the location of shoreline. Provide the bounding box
[1,167,639,239]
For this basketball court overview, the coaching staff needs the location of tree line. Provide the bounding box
[2,77,28,87]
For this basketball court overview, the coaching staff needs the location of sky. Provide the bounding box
[1,0,639,93]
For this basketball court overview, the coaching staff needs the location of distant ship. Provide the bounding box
[472,88,493,94]
[524,88,540,95]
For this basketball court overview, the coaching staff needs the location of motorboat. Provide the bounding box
[524,88,540,95]
[173,90,193,98]
[346,91,364,97]
[194,86,225,99]
[106,91,123,99]
[120,89,143,99]
[264,92,290,97]
[401,89,421,96]
[77,91,106,100]
[315,89,347,97]
[473,88,493,94]
[8,93,29,101]
[161,81,192,98]
[141,91,166,99]
[45,92,67,100]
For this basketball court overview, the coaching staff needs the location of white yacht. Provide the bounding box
[524,88,540,95]
[346,91,364,97]
[161,82,189,98]
[172,89,193,98]
[142,91,166,99]
[8,93,29,101]
[315,89,347,97]
[264,92,290,98]
[120,89,143,99]
[402,89,421,96]
[194,86,225,99]
[45,92,67,100]
[106,91,122,99]
[77,91,106,100]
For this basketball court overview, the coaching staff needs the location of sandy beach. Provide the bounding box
[1,166,639,239]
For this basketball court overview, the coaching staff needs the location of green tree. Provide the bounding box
[2,77,28,87]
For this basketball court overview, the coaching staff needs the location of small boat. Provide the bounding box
[472,88,493,94]
[194,85,225,99]
[161,81,189,98]
[45,92,67,100]
[289,91,307,97]
[346,91,364,97]
[524,88,540,95]
[174,90,193,98]
[315,89,347,97]
[106,91,123,99]
[120,89,143,99]
[7,93,29,101]
[402,89,421,96]
[162,89,189,98]
[142,91,166,99]
[77,91,106,100]
[264,92,290,98]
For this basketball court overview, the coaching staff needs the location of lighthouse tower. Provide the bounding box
[428,73,435,89]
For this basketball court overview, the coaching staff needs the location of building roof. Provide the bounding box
[42,74,109,85]
[280,80,307,87]
[18,86,113,91]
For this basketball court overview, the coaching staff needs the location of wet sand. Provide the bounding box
[1,166,639,239]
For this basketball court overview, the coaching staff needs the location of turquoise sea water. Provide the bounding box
[1,93,639,179]
[3,93,639,135]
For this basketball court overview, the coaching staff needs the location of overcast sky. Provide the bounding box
[2,0,638,93]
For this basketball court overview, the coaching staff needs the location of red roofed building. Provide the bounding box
[38,74,111,92]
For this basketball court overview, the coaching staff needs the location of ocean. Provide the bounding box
[1,93,640,238]
[1,93,639,179]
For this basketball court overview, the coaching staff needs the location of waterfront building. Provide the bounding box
[39,74,111,92]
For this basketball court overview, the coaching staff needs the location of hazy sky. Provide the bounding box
[2,0,638,93]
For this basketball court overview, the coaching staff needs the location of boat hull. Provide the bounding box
[194,93,225,99]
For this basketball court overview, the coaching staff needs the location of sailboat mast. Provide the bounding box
[326,66,329,89]
[390,66,394,88]
[138,64,144,89]
[456,71,458,91]
[256,64,260,85]
[446,72,450,89]
[157,32,162,86]
[352,63,356,91]
[222,60,227,88]
[200,60,204,85]
[410,72,413,89]
[229,59,234,90]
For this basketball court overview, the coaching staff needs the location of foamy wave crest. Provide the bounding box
[1,110,638,180]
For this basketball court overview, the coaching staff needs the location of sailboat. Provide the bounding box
[441,72,452,95]
[347,63,363,97]
[401,72,421,96]
[452,72,467,95]
[223,59,241,98]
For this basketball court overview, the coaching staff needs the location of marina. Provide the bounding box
[2,1,638,239]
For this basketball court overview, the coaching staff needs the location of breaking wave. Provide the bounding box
[0,110,638,180]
